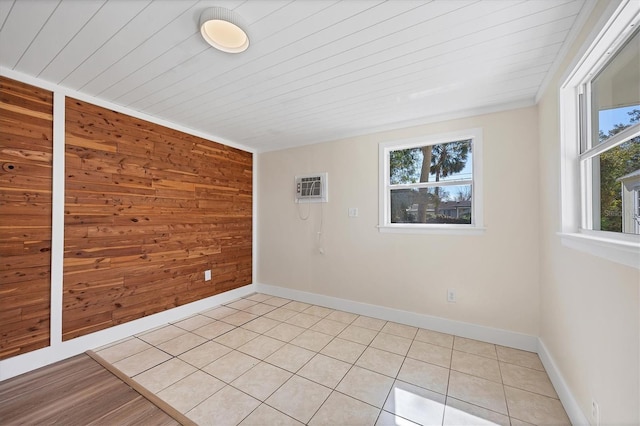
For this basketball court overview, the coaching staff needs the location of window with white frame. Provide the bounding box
[379,128,483,234]
[560,0,639,267]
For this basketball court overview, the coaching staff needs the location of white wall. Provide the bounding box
[537,1,639,424]
[258,106,540,337]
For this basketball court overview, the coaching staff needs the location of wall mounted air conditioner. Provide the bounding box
[295,173,328,203]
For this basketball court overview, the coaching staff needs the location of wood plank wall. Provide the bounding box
[63,98,252,340]
[0,76,53,360]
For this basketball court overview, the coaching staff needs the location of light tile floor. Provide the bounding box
[95,293,570,426]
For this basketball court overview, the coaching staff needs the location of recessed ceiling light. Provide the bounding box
[199,7,249,53]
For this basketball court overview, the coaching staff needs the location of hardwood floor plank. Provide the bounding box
[0,354,180,425]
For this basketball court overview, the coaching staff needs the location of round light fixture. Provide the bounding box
[199,7,249,53]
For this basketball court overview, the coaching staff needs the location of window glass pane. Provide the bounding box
[390,140,472,185]
[390,185,472,224]
[591,137,640,234]
[591,29,640,146]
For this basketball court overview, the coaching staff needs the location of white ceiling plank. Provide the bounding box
[137,0,381,115]
[61,0,199,90]
[38,0,152,83]
[15,0,106,76]
[82,0,246,98]
[0,0,60,69]
[0,0,16,31]
[165,0,570,123]
[119,0,333,110]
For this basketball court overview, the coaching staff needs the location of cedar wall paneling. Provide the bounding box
[63,98,252,340]
[0,76,53,359]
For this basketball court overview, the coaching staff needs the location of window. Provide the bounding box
[379,128,483,234]
[560,1,639,267]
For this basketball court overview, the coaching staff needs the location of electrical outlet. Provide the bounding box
[204,269,212,281]
[348,207,358,217]
[447,288,457,303]
[591,399,600,426]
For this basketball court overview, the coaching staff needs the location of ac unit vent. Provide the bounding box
[295,173,328,203]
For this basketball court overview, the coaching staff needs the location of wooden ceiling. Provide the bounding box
[0,0,592,151]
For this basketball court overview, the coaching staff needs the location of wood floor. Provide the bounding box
[0,353,183,425]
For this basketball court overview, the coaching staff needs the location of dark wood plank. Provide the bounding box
[63,97,252,340]
[0,76,52,360]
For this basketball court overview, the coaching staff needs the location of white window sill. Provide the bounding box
[379,225,486,235]
[558,231,640,269]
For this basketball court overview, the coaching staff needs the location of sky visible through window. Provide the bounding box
[599,104,639,136]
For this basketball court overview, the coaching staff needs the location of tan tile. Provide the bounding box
[356,347,404,378]
[309,391,380,425]
[453,337,497,359]
[383,380,446,425]
[245,293,272,303]
[451,350,502,383]
[232,362,292,400]
[407,340,452,368]
[500,362,557,398]
[214,327,259,348]
[192,320,236,339]
[352,315,386,331]
[336,366,395,408]
[310,318,348,336]
[376,410,420,425]
[266,376,332,423]
[263,296,292,307]
[203,350,260,382]
[157,370,225,413]
[285,312,322,328]
[290,329,334,352]
[220,310,258,326]
[371,333,412,356]
[187,385,260,426]
[448,370,507,415]
[172,314,215,331]
[113,347,172,376]
[338,324,379,345]
[297,354,351,388]
[226,298,258,310]
[497,346,545,371]
[239,404,303,426]
[444,397,510,426]
[242,302,276,316]
[415,328,454,348]
[505,386,570,425]
[264,307,298,321]
[242,316,280,334]
[320,338,367,363]
[96,337,151,363]
[178,341,231,369]
[157,332,207,356]
[265,322,306,342]
[201,305,238,320]
[381,322,418,339]
[266,343,315,372]
[284,300,312,312]
[325,310,359,324]
[397,357,449,394]
[133,358,197,393]
[509,417,536,426]
[237,335,285,359]
[303,305,334,318]
[137,324,187,345]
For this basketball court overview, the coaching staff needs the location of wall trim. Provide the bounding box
[538,338,590,426]
[0,284,256,381]
[255,283,538,352]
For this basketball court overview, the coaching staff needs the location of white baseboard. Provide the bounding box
[0,284,256,381]
[255,283,538,352]
[538,338,589,425]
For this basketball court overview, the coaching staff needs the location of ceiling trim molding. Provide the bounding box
[259,97,537,153]
[0,67,255,154]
